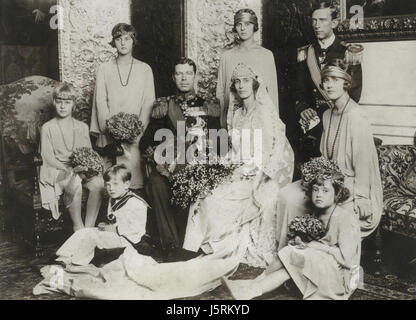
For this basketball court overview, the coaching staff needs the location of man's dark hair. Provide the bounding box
[312,1,338,20]
[172,57,197,75]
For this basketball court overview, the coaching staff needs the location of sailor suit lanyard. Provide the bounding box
[107,192,149,224]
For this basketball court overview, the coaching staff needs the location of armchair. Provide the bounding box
[0,76,88,256]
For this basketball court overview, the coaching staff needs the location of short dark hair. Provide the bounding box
[312,1,338,20]
[305,174,350,205]
[172,57,197,75]
[109,23,137,48]
[103,164,131,183]
[233,8,259,32]
[321,58,352,90]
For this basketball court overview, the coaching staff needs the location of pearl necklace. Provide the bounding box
[326,97,350,160]
[116,57,134,87]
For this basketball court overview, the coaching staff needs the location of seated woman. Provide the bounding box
[276,59,383,248]
[39,83,105,232]
[33,63,294,299]
[222,161,361,300]
[183,62,294,267]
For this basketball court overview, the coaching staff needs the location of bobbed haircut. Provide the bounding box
[103,164,131,183]
[172,57,197,75]
[312,1,339,20]
[305,174,351,205]
[232,8,259,32]
[109,23,137,48]
[53,82,77,101]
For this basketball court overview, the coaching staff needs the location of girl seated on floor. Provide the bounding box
[222,160,361,300]
[55,164,149,266]
[39,82,105,232]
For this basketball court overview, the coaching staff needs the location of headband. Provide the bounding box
[54,91,75,100]
[231,63,257,83]
[321,65,352,83]
[234,11,257,26]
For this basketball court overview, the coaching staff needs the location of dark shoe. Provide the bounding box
[90,247,126,267]
[164,248,201,263]
[133,235,157,256]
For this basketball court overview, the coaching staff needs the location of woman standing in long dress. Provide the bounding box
[275,59,383,249]
[34,63,294,300]
[216,8,279,128]
[90,23,155,193]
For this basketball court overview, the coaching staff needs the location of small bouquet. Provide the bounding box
[70,147,104,178]
[287,215,326,243]
[106,112,144,144]
[301,157,341,190]
[170,161,237,209]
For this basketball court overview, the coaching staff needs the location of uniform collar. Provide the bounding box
[174,89,197,102]
[318,33,336,50]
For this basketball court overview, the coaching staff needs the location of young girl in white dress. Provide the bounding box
[222,162,361,300]
[39,83,104,232]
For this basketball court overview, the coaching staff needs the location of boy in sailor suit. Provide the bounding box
[55,165,149,266]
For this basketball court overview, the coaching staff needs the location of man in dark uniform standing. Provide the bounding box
[139,57,223,261]
[294,1,363,163]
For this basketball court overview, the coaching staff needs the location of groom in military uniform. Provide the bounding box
[294,1,363,163]
[139,57,223,261]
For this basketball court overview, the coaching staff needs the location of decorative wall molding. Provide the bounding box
[185,0,262,99]
[57,0,131,123]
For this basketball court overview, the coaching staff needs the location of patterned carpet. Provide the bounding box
[0,233,415,300]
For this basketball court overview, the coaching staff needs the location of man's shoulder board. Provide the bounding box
[151,97,170,119]
[297,45,309,63]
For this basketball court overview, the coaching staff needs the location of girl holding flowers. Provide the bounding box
[90,23,155,193]
[39,83,105,232]
[223,161,361,300]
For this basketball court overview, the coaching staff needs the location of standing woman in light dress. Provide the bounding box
[216,8,279,128]
[90,23,156,195]
[275,58,383,248]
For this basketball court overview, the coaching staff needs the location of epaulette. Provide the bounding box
[297,45,309,63]
[151,97,170,119]
[344,43,364,66]
[204,98,221,117]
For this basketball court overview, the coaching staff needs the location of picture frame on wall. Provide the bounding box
[337,0,416,41]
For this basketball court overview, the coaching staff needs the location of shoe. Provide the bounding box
[133,237,156,256]
[221,277,261,300]
[90,247,126,267]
